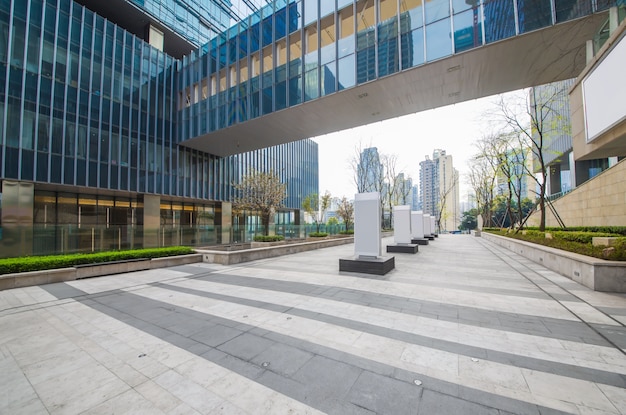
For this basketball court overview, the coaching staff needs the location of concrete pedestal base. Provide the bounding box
[426,235,435,240]
[411,238,429,245]
[386,244,418,254]
[339,256,395,275]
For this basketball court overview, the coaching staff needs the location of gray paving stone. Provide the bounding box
[292,355,362,402]
[346,370,422,415]
[200,348,266,379]
[418,389,500,415]
[216,332,275,361]
[40,283,88,299]
[250,342,314,377]
[190,324,243,347]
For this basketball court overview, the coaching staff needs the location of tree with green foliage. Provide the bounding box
[459,209,479,231]
[302,191,332,233]
[336,197,354,231]
[232,169,287,236]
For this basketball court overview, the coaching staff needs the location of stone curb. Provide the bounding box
[482,232,626,292]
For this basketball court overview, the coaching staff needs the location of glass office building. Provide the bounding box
[0,0,318,256]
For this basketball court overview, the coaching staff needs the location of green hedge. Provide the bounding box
[526,226,626,236]
[0,246,194,275]
[308,232,329,237]
[552,231,619,244]
[339,230,354,235]
[253,235,284,242]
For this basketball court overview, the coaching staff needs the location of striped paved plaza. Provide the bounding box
[1,235,625,414]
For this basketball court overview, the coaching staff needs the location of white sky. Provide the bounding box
[312,92,519,202]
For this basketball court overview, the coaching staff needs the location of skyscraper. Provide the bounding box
[357,147,383,193]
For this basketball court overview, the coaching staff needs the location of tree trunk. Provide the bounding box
[262,214,270,236]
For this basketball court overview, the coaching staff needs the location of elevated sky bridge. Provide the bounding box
[176,0,613,157]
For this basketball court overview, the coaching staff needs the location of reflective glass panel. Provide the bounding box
[321,62,336,96]
[425,0,450,24]
[483,0,516,43]
[555,0,591,22]
[338,54,355,90]
[400,0,424,32]
[518,0,552,33]
[453,9,483,52]
[401,27,425,69]
[425,18,452,61]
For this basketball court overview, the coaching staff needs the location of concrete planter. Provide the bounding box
[250,240,287,248]
[482,232,626,292]
[198,236,354,265]
[0,254,203,291]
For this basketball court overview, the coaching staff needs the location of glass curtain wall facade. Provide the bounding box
[177,0,615,141]
[0,0,318,256]
[124,0,233,47]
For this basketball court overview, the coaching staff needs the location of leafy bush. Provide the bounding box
[253,235,284,242]
[308,232,328,237]
[524,230,545,238]
[552,231,619,244]
[0,246,194,275]
[339,230,354,235]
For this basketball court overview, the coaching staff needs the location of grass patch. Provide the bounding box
[485,229,626,261]
[0,246,194,275]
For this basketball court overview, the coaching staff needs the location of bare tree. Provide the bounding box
[349,140,383,194]
[436,169,459,233]
[381,153,400,228]
[232,169,286,236]
[468,153,497,228]
[492,85,569,231]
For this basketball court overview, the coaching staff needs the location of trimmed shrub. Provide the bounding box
[553,231,619,244]
[527,226,626,236]
[0,246,194,275]
[308,232,328,237]
[339,230,354,235]
[253,235,284,242]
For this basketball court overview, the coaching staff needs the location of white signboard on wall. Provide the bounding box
[582,34,626,142]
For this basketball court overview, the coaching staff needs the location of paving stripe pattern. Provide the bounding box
[1,235,625,414]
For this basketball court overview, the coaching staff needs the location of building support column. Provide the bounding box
[142,194,161,248]
[216,202,232,244]
[1,181,34,257]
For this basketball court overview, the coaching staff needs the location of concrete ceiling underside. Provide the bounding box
[76,0,196,58]
[181,13,608,157]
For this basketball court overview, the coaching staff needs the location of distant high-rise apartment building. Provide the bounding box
[419,149,460,232]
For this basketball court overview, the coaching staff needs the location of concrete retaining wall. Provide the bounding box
[482,232,626,292]
[198,236,354,265]
[0,254,203,291]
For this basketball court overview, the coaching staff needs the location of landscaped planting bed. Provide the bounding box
[0,247,194,275]
[484,227,626,261]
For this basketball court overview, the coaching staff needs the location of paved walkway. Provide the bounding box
[1,235,626,414]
